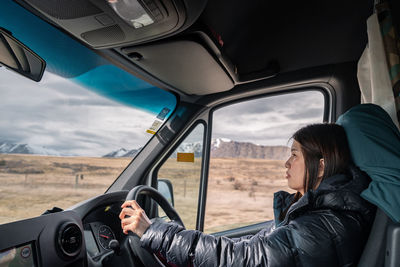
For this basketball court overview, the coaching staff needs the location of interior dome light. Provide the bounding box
[107,0,154,29]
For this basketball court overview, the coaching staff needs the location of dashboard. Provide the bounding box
[0,210,86,266]
[0,191,135,267]
[81,199,125,262]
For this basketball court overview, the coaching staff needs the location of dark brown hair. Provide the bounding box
[279,123,351,221]
[293,123,351,193]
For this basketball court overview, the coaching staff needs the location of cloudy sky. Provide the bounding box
[0,67,324,157]
[212,91,324,146]
[0,68,156,156]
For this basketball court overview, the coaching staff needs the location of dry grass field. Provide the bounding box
[207,158,292,232]
[157,157,292,232]
[0,154,291,233]
[0,154,130,224]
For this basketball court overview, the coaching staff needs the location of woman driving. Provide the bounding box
[119,123,375,267]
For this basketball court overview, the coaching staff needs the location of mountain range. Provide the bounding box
[0,139,290,160]
[0,142,61,156]
[0,141,141,158]
[102,148,141,158]
[210,138,290,160]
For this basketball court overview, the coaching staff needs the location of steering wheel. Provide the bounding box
[125,185,185,266]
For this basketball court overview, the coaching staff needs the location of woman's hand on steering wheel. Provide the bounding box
[120,185,184,267]
[119,200,152,238]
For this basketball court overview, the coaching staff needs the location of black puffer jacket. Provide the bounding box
[141,166,375,267]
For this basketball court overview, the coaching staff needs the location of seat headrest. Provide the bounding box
[337,103,400,222]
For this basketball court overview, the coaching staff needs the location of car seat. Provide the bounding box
[358,208,399,267]
[336,104,400,267]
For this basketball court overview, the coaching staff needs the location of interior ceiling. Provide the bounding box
[115,0,375,95]
[18,0,376,95]
[199,0,374,76]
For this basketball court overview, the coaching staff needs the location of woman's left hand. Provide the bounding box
[119,200,152,238]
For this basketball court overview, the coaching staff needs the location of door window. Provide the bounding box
[0,68,176,224]
[157,124,204,229]
[204,90,325,233]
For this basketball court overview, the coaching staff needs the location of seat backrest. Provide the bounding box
[386,219,400,267]
[336,104,400,267]
[358,207,400,267]
[358,208,388,266]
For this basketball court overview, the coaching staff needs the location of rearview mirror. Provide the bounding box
[0,28,45,82]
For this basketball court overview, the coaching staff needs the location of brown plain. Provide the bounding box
[156,157,292,232]
[0,154,129,224]
[0,154,291,232]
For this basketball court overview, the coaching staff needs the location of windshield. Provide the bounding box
[0,1,177,224]
[0,66,176,224]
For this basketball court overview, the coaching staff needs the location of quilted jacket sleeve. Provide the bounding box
[140,220,296,267]
[231,220,275,242]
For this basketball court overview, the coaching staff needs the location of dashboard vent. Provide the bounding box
[57,222,82,258]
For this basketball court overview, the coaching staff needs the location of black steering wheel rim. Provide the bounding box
[126,185,184,227]
[124,185,184,267]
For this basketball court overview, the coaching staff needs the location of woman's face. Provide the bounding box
[285,140,305,195]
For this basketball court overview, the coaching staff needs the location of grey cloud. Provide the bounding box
[214,90,323,121]
[0,123,61,142]
[213,121,304,146]
[211,91,324,146]
[28,124,47,131]
[0,132,25,143]
[73,130,104,139]
[0,68,325,156]
[285,107,324,120]
[50,97,119,107]
[0,69,154,156]
[220,102,274,115]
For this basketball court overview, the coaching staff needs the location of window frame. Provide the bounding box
[151,119,208,230]
[147,86,332,233]
[200,87,330,234]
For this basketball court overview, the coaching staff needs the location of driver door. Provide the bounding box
[155,90,326,236]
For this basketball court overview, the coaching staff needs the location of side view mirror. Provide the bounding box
[157,179,175,207]
[0,28,45,82]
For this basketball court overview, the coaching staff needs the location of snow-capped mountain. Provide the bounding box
[102,148,141,158]
[102,148,129,158]
[101,139,289,160]
[122,148,141,157]
[103,142,203,159]
[0,142,61,156]
[175,141,203,157]
[211,138,231,149]
[0,139,289,160]
[211,138,290,160]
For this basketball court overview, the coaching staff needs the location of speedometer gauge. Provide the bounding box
[98,225,116,250]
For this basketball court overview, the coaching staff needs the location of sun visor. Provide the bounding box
[121,40,234,95]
